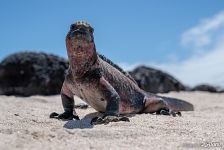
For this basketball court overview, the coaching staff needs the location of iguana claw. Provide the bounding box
[156,109,182,117]
[50,112,80,120]
[91,115,130,125]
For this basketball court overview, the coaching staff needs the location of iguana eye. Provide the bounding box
[89,27,94,33]
[70,24,77,30]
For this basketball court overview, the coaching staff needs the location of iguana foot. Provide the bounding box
[91,115,130,125]
[156,109,182,117]
[49,112,80,120]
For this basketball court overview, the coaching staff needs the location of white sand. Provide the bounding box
[0,91,224,150]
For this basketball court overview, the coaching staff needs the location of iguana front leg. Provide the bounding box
[91,77,130,125]
[50,81,79,120]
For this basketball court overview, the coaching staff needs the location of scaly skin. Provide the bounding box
[50,21,194,125]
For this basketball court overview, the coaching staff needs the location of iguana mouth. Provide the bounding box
[70,30,92,43]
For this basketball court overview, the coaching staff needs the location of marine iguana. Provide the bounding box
[50,21,194,125]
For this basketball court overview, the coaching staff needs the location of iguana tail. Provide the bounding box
[160,96,194,111]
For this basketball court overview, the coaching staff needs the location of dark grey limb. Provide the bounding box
[49,93,80,120]
[91,77,130,125]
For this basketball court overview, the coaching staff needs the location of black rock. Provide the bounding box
[0,52,68,96]
[129,65,185,93]
[191,84,218,93]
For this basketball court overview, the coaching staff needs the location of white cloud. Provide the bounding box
[181,11,224,51]
[157,40,224,87]
[120,11,224,87]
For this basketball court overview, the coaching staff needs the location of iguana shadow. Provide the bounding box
[63,112,100,129]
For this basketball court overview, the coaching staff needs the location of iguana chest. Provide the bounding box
[69,79,107,112]
[68,75,145,114]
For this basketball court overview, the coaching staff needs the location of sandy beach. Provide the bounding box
[0,91,224,150]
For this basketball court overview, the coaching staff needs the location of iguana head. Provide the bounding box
[66,21,97,76]
[67,21,94,42]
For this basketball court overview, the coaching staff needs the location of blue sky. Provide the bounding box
[1,0,224,87]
